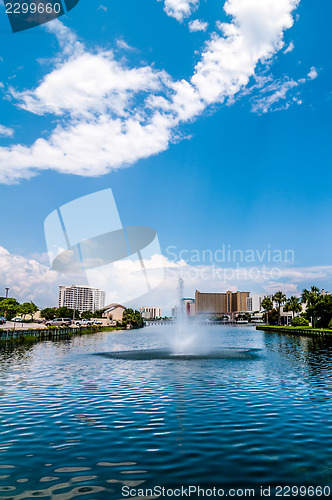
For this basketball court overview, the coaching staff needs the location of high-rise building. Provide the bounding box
[59,285,105,313]
[246,294,265,312]
[139,307,162,319]
[195,290,249,316]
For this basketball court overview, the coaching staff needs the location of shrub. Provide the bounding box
[328,319,332,330]
[291,316,309,327]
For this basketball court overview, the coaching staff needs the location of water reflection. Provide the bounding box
[1,327,332,498]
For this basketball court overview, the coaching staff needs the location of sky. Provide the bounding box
[0,0,331,312]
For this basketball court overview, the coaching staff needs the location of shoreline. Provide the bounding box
[0,325,125,344]
[256,325,332,337]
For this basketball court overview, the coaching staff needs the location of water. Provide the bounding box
[1,326,332,499]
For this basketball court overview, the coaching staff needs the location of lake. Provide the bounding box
[1,325,332,499]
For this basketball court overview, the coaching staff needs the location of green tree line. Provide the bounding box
[0,298,38,321]
[261,286,332,328]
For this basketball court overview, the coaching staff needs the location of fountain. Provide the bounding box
[167,278,211,356]
[96,278,260,361]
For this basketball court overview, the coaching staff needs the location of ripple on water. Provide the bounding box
[1,326,332,495]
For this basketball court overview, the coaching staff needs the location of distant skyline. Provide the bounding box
[0,0,331,311]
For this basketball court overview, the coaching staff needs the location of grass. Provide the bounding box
[257,325,332,333]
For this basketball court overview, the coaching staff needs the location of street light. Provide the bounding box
[4,287,9,318]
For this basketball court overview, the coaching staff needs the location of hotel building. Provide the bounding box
[195,290,249,317]
[59,285,105,313]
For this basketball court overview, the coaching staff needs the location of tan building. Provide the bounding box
[195,290,249,316]
[102,303,126,323]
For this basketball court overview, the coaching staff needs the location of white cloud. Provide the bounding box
[160,0,199,22]
[190,0,300,106]
[0,125,14,137]
[11,52,168,118]
[188,19,208,32]
[250,64,318,114]
[0,1,306,184]
[284,41,294,53]
[251,78,299,113]
[116,39,135,51]
[307,66,318,80]
[0,246,85,307]
[45,19,84,57]
[2,243,332,312]
[98,4,107,12]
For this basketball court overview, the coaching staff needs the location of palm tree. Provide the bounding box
[261,297,273,324]
[301,286,320,303]
[284,296,302,320]
[301,286,321,326]
[273,291,286,325]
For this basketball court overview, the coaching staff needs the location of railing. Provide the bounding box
[0,326,107,343]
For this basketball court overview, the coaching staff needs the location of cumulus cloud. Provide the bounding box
[160,0,199,21]
[11,52,168,118]
[188,19,208,32]
[3,243,332,311]
[0,246,85,307]
[0,0,312,184]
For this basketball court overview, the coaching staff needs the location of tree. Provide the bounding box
[292,316,309,327]
[301,286,322,326]
[261,297,273,324]
[301,286,320,304]
[56,307,79,319]
[0,298,20,320]
[19,301,38,321]
[92,309,104,318]
[122,309,144,329]
[284,296,302,319]
[81,310,93,319]
[273,291,286,325]
[305,293,332,328]
[40,308,57,320]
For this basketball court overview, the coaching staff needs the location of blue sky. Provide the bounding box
[0,0,331,309]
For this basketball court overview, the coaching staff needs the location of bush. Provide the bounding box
[291,316,309,327]
[328,319,332,330]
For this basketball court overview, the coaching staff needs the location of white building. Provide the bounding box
[280,303,306,325]
[247,294,274,313]
[247,295,262,312]
[59,285,105,313]
[139,307,161,319]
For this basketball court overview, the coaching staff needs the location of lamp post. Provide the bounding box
[4,287,9,318]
